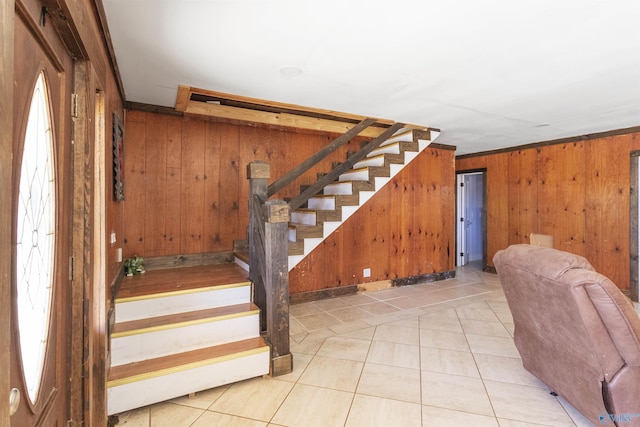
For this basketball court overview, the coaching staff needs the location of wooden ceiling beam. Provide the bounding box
[183,100,389,138]
[176,85,433,135]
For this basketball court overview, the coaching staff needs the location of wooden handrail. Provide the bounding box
[288,122,406,211]
[267,118,377,197]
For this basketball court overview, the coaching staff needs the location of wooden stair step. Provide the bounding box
[315,208,342,222]
[288,241,304,256]
[107,337,270,415]
[110,303,262,366]
[116,263,249,300]
[115,264,252,323]
[108,337,269,384]
[288,222,323,240]
[112,302,259,337]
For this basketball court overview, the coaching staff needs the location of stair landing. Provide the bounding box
[117,263,249,299]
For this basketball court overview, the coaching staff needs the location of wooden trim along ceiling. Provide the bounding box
[175,85,435,138]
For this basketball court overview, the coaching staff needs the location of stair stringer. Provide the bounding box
[288,130,440,271]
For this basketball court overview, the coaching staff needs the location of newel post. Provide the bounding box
[263,200,293,375]
[247,161,292,376]
[247,161,269,329]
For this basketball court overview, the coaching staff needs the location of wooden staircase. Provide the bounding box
[106,119,439,417]
[286,128,440,270]
[107,263,269,415]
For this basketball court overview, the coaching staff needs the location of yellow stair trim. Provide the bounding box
[115,281,251,303]
[110,309,260,338]
[107,346,269,388]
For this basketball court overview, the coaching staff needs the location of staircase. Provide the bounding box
[107,122,439,416]
[286,127,440,270]
[106,263,269,415]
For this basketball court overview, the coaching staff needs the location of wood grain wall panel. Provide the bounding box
[123,113,147,256]
[203,122,222,252]
[456,131,640,290]
[554,142,586,256]
[143,113,168,256]
[165,116,183,255]
[289,146,455,293]
[124,111,368,258]
[180,118,206,253]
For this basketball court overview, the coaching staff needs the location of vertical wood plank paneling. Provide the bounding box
[423,149,443,275]
[180,118,206,253]
[507,150,521,245]
[456,131,640,290]
[441,151,455,271]
[536,145,557,236]
[203,122,221,252]
[553,142,586,255]
[519,149,538,244]
[121,110,453,293]
[288,146,455,293]
[165,116,183,255]
[143,113,167,256]
[123,112,146,257]
[219,124,240,250]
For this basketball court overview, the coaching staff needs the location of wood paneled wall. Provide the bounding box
[456,131,640,290]
[289,146,456,293]
[124,111,456,294]
[123,110,362,258]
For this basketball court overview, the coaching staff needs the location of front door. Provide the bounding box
[10,2,74,424]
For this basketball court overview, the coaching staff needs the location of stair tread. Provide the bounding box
[309,194,336,199]
[112,302,260,336]
[116,263,249,301]
[289,222,321,228]
[108,337,269,385]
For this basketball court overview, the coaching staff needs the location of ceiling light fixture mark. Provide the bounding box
[280,66,303,77]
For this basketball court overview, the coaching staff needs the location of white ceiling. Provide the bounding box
[102,0,640,154]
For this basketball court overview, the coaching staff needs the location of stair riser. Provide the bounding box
[290,210,316,226]
[115,285,251,322]
[339,169,369,181]
[107,350,270,415]
[111,314,260,366]
[324,182,353,195]
[354,156,385,168]
[308,197,336,210]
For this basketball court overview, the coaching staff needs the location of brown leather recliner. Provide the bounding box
[493,244,640,426]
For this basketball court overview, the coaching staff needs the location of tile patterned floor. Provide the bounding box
[115,262,640,427]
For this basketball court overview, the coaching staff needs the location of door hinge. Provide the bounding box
[460,252,464,257]
[71,93,78,118]
[69,256,74,281]
[459,182,464,187]
[460,217,464,222]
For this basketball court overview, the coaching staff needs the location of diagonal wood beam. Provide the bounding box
[268,118,377,197]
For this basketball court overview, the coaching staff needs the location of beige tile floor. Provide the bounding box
[115,262,640,427]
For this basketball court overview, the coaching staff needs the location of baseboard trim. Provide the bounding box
[391,270,456,287]
[290,285,359,304]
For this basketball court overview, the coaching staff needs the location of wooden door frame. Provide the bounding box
[1,0,15,423]
[455,168,488,271]
[630,151,640,302]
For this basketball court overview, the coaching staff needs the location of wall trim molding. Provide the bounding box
[457,126,640,160]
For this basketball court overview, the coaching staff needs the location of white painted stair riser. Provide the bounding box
[290,210,316,226]
[354,155,385,168]
[111,313,260,366]
[307,196,336,210]
[323,181,353,195]
[107,350,270,415]
[339,169,369,182]
[115,284,250,322]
